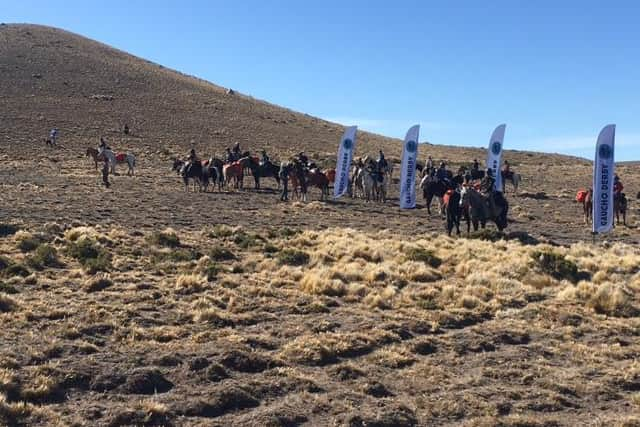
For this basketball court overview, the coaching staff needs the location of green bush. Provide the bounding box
[0,281,19,294]
[26,245,61,270]
[0,256,11,271]
[0,224,19,238]
[263,244,279,254]
[147,230,181,248]
[405,247,442,268]
[209,247,237,261]
[67,238,111,273]
[202,262,220,281]
[279,227,300,238]
[5,264,30,278]
[531,250,581,283]
[152,248,201,264]
[17,236,42,253]
[277,249,310,266]
[233,232,263,249]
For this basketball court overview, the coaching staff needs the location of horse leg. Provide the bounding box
[426,195,432,215]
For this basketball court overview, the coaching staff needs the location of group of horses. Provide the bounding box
[349,158,394,202]
[579,189,628,226]
[86,147,136,176]
[419,168,510,236]
[171,154,336,201]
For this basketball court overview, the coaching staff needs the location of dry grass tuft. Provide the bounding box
[175,274,207,294]
[0,295,18,313]
[82,274,113,293]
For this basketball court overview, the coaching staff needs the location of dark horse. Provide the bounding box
[444,189,463,236]
[204,157,224,191]
[245,158,281,189]
[172,159,204,192]
[461,187,509,231]
[614,193,627,226]
[421,173,462,215]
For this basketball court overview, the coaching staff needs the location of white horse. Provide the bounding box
[98,148,136,176]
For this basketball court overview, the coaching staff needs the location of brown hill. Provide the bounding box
[1,23,583,165]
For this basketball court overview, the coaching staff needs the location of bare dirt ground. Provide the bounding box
[2,23,640,427]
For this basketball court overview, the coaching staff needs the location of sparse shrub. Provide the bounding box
[0,294,17,312]
[531,250,580,283]
[83,275,113,292]
[0,281,19,294]
[147,229,180,248]
[4,264,30,278]
[405,247,442,268]
[263,244,279,254]
[208,224,234,238]
[152,248,201,264]
[16,235,42,253]
[233,232,262,249]
[279,227,300,238]
[0,224,19,237]
[278,249,310,266]
[66,238,111,273]
[0,256,11,272]
[209,247,236,261]
[196,256,220,281]
[26,245,61,270]
[300,273,345,296]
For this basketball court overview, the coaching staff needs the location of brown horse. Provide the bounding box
[223,158,251,189]
[614,193,627,226]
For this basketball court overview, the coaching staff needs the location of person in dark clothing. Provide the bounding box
[261,150,270,165]
[472,158,479,171]
[123,124,129,135]
[232,142,241,158]
[225,148,234,163]
[377,150,388,171]
[298,152,309,166]
[102,158,110,188]
[279,162,290,201]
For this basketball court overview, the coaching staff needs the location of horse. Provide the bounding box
[200,159,220,193]
[180,161,204,192]
[614,193,627,226]
[502,170,521,193]
[461,187,509,231]
[324,169,336,186]
[420,173,461,215]
[362,169,378,202]
[469,169,485,180]
[306,168,330,201]
[86,147,100,169]
[254,159,281,190]
[443,188,463,236]
[350,165,364,199]
[205,157,225,191]
[98,148,136,176]
[223,160,245,189]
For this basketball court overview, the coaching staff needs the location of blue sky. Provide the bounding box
[5,1,640,160]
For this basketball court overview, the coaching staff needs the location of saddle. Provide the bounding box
[115,153,126,162]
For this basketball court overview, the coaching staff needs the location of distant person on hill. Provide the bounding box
[99,137,110,151]
[123,124,129,135]
[49,128,59,146]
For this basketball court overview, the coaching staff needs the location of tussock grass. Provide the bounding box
[278,249,310,266]
[175,274,207,294]
[83,274,113,293]
[0,295,18,312]
[26,245,61,270]
[147,228,181,248]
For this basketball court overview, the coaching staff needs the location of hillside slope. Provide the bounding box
[1,23,584,166]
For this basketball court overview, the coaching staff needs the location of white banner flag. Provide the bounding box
[333,126,358,199]
[592,124,616,234]
[399,125,420,209]
[486,124,506,191]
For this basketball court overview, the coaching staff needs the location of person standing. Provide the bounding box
[279,162,290,201]
[49,128,59,146]
[102,157,111,188]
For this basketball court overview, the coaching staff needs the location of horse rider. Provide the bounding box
[426,155,434,170]
[49,128,59,146]
[279,162,290,201]
[377,150,388,172]
[480,168,498,216]
[232,142,241,158]
[472,158,479,172]
[123,124,130,135]
[614,174,624,199]
[298,152,309,168]
[261,150,270,165]
[225,148,235,163]
[99,137,110,151]
[502,160,512,179]
[436,162,449,184]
